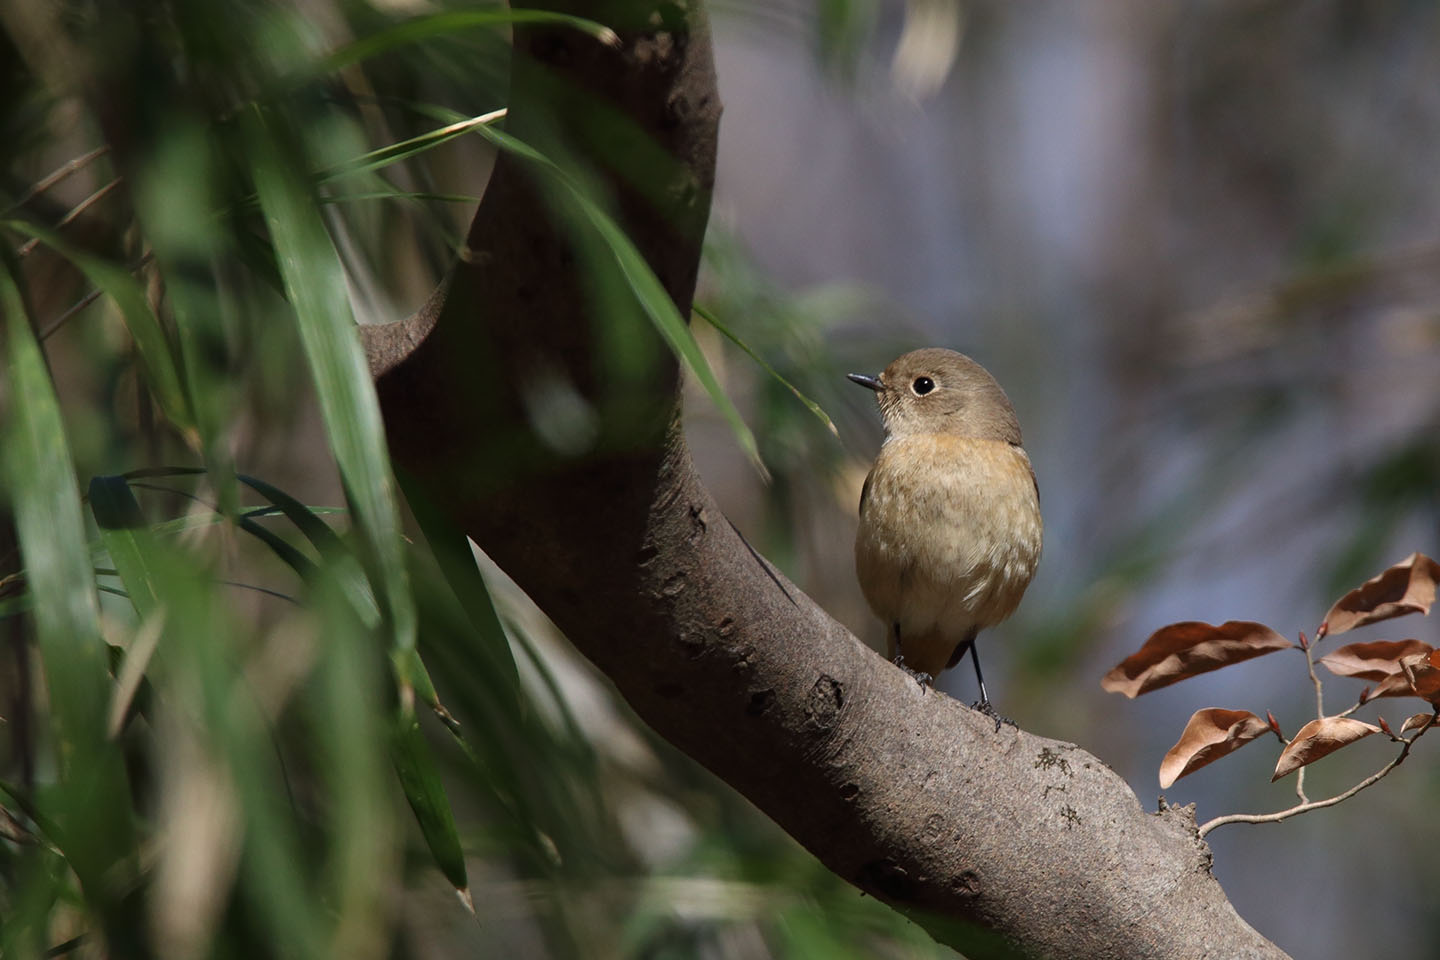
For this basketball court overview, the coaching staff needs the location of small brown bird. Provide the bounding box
[849,348,1042,712]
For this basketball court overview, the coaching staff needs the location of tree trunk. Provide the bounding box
[364,2,1286,956]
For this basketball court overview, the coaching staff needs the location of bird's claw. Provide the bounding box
[892,655,932,690]
[971,698,1016,732]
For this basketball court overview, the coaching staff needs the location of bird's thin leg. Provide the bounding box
[969,642,991,707]
[967,641,1013,731]
[891,622,932,689]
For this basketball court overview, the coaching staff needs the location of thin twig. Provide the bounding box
[38,288,103,339]
[43,933,88,958]
[1200,746,1408,837]
[1198,715,1436,838]
[217,580,299,604]
[15,178,123,257]
[5,146,110,214]
[1293,635,1326,803]
[37,250,155,341]
[1335,699,1364,720]
[1302,637,1324,721]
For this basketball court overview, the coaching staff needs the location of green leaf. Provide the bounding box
[88,475,164,618]
[3,220,194,437]
[320,189,481,206]
[576,191,767,478]
[400,474,520,697]
[0,262,136,907]
[307,577,392,949]
[238,473,345,553]
[464,123,768,479]
[692,302,839,437]
[317,109,508,184]
[390,710,470,899]
[236,472,384,628]
[318,9,619,76]
[0,592,33,619]
[314,110,765,476]
[236,512,319,582]
[1,266,109,762]
[246,109,417,673]
[233,474,460,727]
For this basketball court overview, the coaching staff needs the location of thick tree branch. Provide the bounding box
[365,2,1286,956]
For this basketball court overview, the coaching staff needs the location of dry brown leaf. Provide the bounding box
[1271,717,1381,781]
[1320,553,1440,638]
[1401,651,1440,703]
[1101,621,1293,698]
[1158,708,1270,789]
[1399,713,1435,735]
[1318,639,1434,682]
[1367,673,1412,700]
[1365,650,1440,703]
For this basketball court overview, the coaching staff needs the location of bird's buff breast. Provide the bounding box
[855,434,1042,643]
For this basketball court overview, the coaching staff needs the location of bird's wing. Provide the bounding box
[1012,443,1039,501]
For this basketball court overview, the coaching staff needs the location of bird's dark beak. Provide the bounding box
[847,372,883,392]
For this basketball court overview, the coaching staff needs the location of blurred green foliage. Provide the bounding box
[0,2,947,958]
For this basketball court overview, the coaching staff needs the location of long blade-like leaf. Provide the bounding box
[317,110,765,477]
[401,475,520,696]
[246,110,418,690]
[238,474,449,714]
[391,709,470,901]
[692,302,838,436]
[457,123,767,478]
[0,263,136,909]
[320,10,618,75]
[317,110,507,184]
[88,475,164,618]
[3,220,193,437]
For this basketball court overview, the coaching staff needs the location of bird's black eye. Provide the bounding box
[912,376,935,396]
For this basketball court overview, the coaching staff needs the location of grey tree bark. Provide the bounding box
[363,2,1288,957]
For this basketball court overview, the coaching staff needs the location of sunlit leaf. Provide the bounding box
[1320,552,1440,637]
[1318,639,1433,682]
[1400,713,1435,735]
[1365,650,1440,704]
[1272,717,1380,781]
[1158,708,1270,789]
[1101,621,1293,698]
[317,110,507,184]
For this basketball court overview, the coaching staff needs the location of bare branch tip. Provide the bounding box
[1266,710,1285,741]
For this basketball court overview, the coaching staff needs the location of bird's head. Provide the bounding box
[848,348,1022,444]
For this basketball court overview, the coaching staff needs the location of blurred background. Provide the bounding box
[2,0,1439,958]
[697,3,1440,957]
